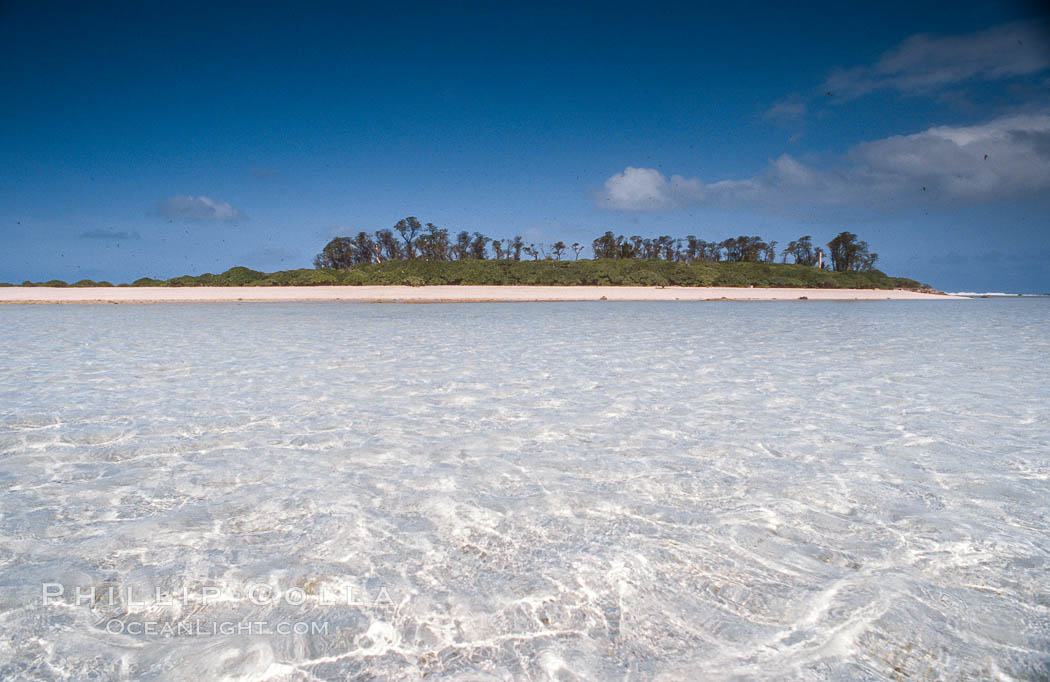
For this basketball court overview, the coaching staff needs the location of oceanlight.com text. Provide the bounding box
[103,619,330,637]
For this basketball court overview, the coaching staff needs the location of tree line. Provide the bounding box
[315,217,879,273]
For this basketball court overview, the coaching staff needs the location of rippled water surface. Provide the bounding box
[1,300,1048,680]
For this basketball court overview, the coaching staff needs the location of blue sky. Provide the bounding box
[2,1,1048,292]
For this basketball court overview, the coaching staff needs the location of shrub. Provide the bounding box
[627,269,666,287]
[217,266,266,285]
[131,277,166,287]
[341,270,368,285]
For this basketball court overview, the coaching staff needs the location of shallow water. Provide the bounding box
[0,300,1047,680]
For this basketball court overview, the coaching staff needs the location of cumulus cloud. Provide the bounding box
[598,112,1050,210]
[79,229,141,240]
[824,20,1050,100]
[600,167,674,210]
[847,113,1050,198]
[157,195,244,222]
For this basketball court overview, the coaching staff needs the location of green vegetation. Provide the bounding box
[12,260,923,289]
[14,279,113,287]
[313,221,880,273]
[7,220,924,289]
[71,279,114,287]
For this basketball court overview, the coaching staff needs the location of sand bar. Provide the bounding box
[0,285,966,304]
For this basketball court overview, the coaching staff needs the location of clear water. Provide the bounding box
[0,300,1047,680]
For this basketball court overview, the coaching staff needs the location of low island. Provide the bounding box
[0,228,965,302]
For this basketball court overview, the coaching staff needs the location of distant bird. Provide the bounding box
[826,91,833,97]
[984,154,988,160]
[922,186,926,191]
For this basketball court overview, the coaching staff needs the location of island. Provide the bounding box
[0,227,965,302]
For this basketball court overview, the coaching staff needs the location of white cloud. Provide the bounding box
[824,20,1050,100]
[598,112,1050,210]
[157,195,245,222]
[848,113,1050,199]
[600,167,674,210]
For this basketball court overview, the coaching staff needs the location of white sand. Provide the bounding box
[0,285,965,304]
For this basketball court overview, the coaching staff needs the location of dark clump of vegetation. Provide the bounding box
[14,278,113,287]
[8,218,925,289]
[71,279,114,287]
[127,277,167,287]
[96,259,921,290]
[290,221,915,289]
[311,221,881,273]
[165,266,267,287]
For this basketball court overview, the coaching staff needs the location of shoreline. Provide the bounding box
[0,285,966,304]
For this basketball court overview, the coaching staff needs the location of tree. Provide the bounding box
[618,236,637,259]
[684,237,721,262]
[353,232,377,264]
[394,217,422,259]
[453,231,472,260]
[640,237,657,259]
[700,240,721,261]
[827,232,877,272]
[785,235,823,264]
[656,235,677,261]
[744,236,768,262]
[630,236,646,258]
[721,237,738,261]
[470,232,490,260]
[782,236,818,266]
[721,235,769,262]
[313,237,356,269]
[375,229,402,261]
[315,226,882,274]
[592,232,618,259]
[418,222,450,261]
[684,236,701,262]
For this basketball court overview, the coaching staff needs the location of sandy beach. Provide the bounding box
[0,285,965,304]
